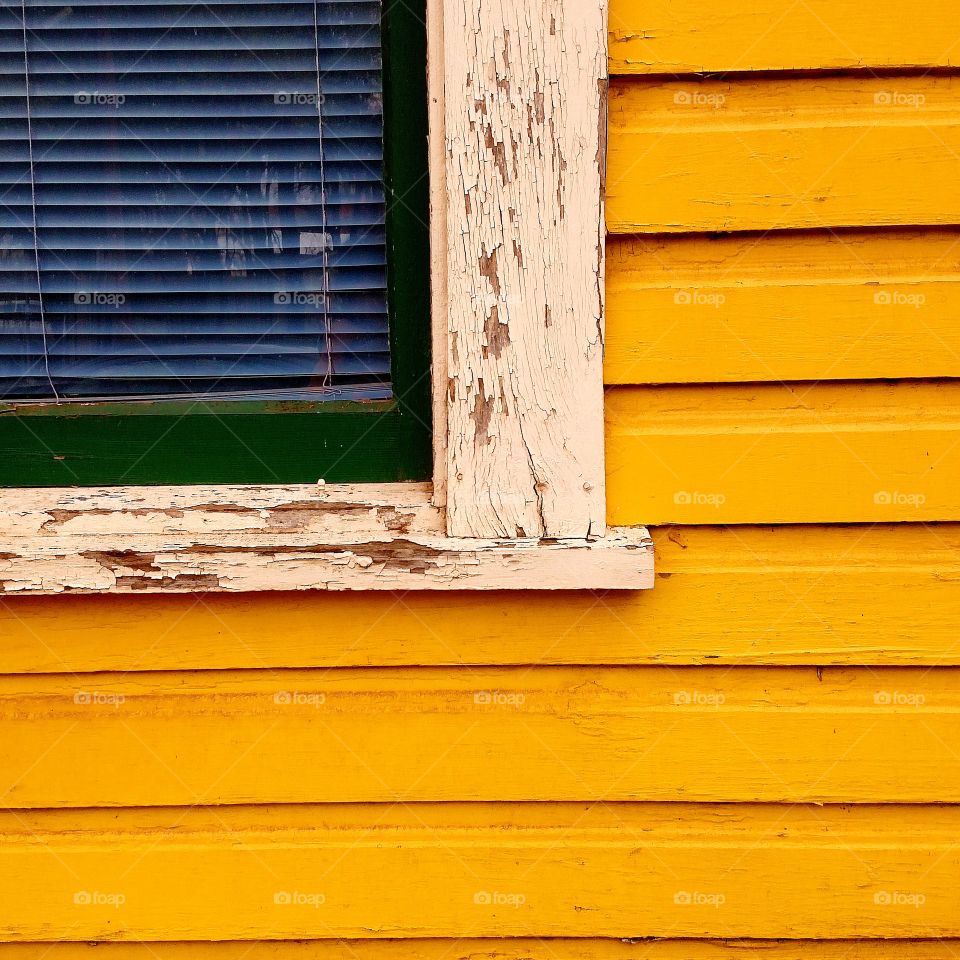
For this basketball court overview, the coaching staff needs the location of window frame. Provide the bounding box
[0,0,654,594]
[0,0,433,487]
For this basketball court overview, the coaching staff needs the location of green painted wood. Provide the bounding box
[0,0,432,487]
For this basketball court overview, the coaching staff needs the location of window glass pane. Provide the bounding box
[1,0,391,402]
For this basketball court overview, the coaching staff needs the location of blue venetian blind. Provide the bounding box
[0,0,390,401]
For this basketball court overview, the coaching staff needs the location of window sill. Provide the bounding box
[0,482,653,595]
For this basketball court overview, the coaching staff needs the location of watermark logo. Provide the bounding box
[873,491,926,507]
[74,292,125,307]
[874,891,925,907]
[874,91,926,108]
[74,92,125,106]
[474,690,526,708]
[874,290,925,308]
[274,691,326,708]
[275,92,325,105]
[674,491,726,507]
[473,891,526,908]
[673,690,726,707]
[673,90,726,109]
[673,290,726,308]
[274,891,325,907]
[674,891,725,907]
[274,292,327,307]
[73,891,125,908]
[874,691,926,707]
[74,691,125,707]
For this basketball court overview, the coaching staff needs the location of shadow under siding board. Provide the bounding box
[2,802,960,939]
[4,523,960,669]
[605,230,960,385]
[605,75,960,234]
[6,664,960,806]
[606,380,960,525]
[3,944,960,960]
[608,0,959,74]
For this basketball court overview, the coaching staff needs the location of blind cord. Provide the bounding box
[19,0,59,402]
[311,0,333,389]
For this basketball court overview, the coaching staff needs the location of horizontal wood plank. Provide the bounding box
[1,803,959,940]
[606,76,960,234]
[4,522,960,668]
[606,230,960,384]
[1,942,958,960]
[608,0,960,74]
[4,664,960,806]
[0,483,651,594]
[606,381,960,524]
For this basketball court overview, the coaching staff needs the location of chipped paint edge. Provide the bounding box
[0,482,652,594]
[442,0,609,539]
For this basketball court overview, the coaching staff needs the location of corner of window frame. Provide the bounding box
[0,0,653,596]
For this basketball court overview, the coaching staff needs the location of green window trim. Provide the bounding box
[0,0,432,488]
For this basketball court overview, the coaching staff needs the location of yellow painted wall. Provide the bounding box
[2,2,959,955]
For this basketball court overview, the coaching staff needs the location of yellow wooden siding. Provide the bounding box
[606,230,960,384]
[2,803,959,940]
[606,76,960,234]
[2,944,959,960]
[4,5,956,956]
[608,0,959,74]
[6,662,960,806]
[606,381,959,525]
[4,522,960,670]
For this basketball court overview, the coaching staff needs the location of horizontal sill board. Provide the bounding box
[607,75,960,233]
[606,380,960,524]
[5,664,960,805]
[0,802,958,939]
[606,229,960,384]
[608,0,958,74]
[2,523,960,669]
[0,483,652,593]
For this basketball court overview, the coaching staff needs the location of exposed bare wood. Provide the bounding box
[0,482,443,538]
[443,0,608,539]
[0,483,651,595]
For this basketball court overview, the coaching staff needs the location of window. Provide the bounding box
[0,0,655,595]
[0,0,431,486]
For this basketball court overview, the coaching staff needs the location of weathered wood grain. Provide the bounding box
[443,0,608,538]
[0,483,651,594]
[1,803,959,939]
[606,230,960,384]
[606,381,960,524]
[608,0,960,74]
[5,664,960,806]
[607,75,960,234]
[0,482,444,539]
[4,523,960,670]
